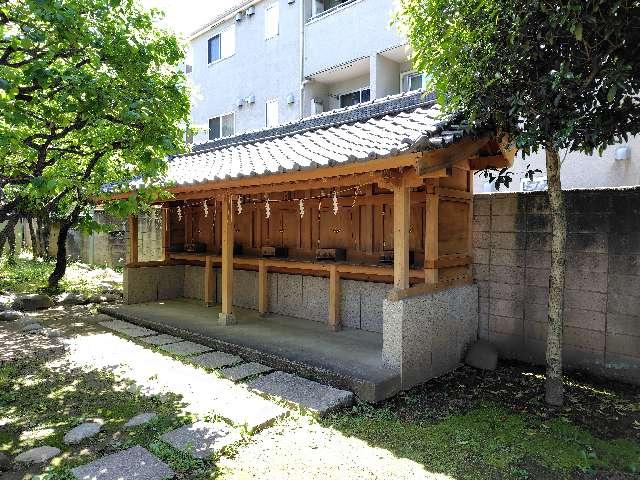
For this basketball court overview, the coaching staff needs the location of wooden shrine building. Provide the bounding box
[109,91,513,401]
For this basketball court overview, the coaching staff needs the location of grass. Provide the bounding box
[0,360,210,478]
[0,253,122,296]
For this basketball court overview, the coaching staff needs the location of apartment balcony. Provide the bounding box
[303,0,405,77]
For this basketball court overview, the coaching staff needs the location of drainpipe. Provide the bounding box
[298,0,305,119]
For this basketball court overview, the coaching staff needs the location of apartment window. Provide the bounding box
[207,25,235,64]
[312,0,355,17]
[209,113,235,140]
[266,99,279,127]
[339,88,370,108]
[265,2,279,39]
[401,71,427,92]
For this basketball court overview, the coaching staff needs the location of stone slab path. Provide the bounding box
[14,445,60,464]
[139,333,182,345]
[248,371,354,415]
[71,446,174,480]
[98,320,156,338]
[158,340,212,356]
[189,351,243,369]
[63,421,102,444]
[124,412,157,428]
[220,362,273,381]
[160,421,242,459]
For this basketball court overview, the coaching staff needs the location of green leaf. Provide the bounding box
[574,23,583,41]
[607,85,617,103]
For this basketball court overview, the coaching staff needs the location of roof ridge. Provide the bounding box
[182,90,436,159]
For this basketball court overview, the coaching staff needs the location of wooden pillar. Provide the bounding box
[219,196,236,324]
[128,215,138,265]
[328,264,341,331]
[258,259,268,315]
[162,207,170,263]
[393,185,410,290]
[424,179,439,283]
[204,255,215,306]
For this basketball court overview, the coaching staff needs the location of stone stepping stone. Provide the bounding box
[160,421,241,459]
[14,445,60,464]
[124,412,157,428]
[220,362,273,382]
[247,371,354,416]
[139,333,182,346]
[189,351,243,369]
[71,445,173,480]
[99,320,156,338]
[158,340,211,356]
[63,421,102,444]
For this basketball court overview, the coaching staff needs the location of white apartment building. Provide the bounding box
[187,0,639,192]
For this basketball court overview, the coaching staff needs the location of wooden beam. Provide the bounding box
[161,208,170,263]
[416,137,490,176]
[127,215,138,265]
[393,184,410,290]
[424,180,439,284]
[204,255,215,306]
[258,259,268,316]
[328,264,341,331]
[468,154,512,171]
[219,196,235,324]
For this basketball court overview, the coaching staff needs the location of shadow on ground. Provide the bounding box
[321,362,640,480]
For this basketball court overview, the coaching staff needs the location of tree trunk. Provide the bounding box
[28,217,39,257]
[48,219,72,289]
[0,217,18,260]
[544,146,567,406]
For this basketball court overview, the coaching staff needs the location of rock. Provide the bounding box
[14,446,61,464]
[12,294,53,311]
[71,446,174,480]
[43,328,63,338]
[16,317,39,328]
[0,452,11,471]
[87,294,107,304]
[124,412,157,428]
[55,292,87,306]
[63,421,102,444]
[160,421,241,459]
[465,340,498,371]
[21,323,44,333]
[0,310,23,322]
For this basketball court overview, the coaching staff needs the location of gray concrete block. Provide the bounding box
[608,274,640,298]
[526,213,551,232]
[473,247,490,265]
[489,299,523,319]
[340,280,362,329]
[489,331,524,359]
[606,313,640,336]
[491,214,524,233]
[489,282,524,302]
[465,340,498,370]
[71,446,174,480]
[490,248,525,267]
[565,289,607,313]
[524,285,548,305]
[491,195,523,215]
[609,232,640,255]
[525,193,550,213]
[139,334,183,345]
[564,308,605,332]
[158,341,211,356]
[567,233,608,253]
[473,231,490,249]
[220,362,273,381]
[233,269,258,309]
[248,371,354,415]
[360,282,390,333]
[473,263,490,281]
[524,302,547,324]
[184,265,204,300]
[526,232,551,251]
[160,422,241,459]
[568,213,610,233]
[564,326,605,352]
[525,267,549,287]
[524,319,546,342]
[99,320,156,338]
[490,232,526,250]
[473,215,491,232]
[189,351,243,369]
[607,332,640,358]
[473,196,491,216]
[123,267,158,304]
[489,315,523,336]
[609,254,640,275]
[525,249,551,269]
[302,275,328,323]
[565,269,607,293]
[490,265,524,285]
[267,272,278,313]
[157,266,184,300]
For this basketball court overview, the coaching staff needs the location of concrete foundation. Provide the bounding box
[382,284,479,390]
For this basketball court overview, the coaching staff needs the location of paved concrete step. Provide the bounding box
[158,340,212,356]
[248,371,354,416]
[71,446,173,480]
[98,320,156,338]
[139,333,182,346]
[220,362,273,381]
[189,351,243,369]
[160,421,241,459]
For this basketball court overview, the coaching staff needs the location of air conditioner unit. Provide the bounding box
[245,94,256,104]
[235,12,243,21]
[245,6,255,15]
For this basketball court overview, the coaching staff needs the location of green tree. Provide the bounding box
[397,0,640,405]
[0,0,189,287]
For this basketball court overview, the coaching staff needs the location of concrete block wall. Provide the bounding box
[382,284,478,389]
[473,188,640,384]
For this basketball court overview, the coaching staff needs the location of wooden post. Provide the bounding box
[162,207,170,263]
[258,259,268,315]
[393,185,410,290]
[424,179,439,284]
[328,264,341,331]
[219,196,236,324]
[128,215,138,265]
[204,255,215,306]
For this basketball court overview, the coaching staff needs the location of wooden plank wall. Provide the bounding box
[167,167,472,282]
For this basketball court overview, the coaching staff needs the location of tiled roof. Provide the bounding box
[165,91,471,188]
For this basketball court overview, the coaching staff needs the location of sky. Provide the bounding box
[138,0,241,39]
